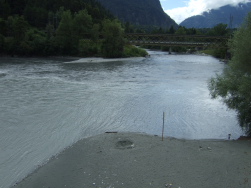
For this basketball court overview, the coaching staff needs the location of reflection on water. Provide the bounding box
[0,52,242,188]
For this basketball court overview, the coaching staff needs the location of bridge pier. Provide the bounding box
[169,47,172,54]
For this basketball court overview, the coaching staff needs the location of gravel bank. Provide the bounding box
[12,132,251,188]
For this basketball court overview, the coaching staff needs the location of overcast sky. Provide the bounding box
[160,0,251,24]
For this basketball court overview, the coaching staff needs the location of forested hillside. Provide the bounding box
[0,0,111,56]
[0,0,147,57]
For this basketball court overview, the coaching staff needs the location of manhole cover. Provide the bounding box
[115,139,134,149]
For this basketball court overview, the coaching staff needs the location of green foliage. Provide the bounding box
[8,16,29,43]
[202,48,227,59]
[72,9,93,40]
[0,34,4,53]
[72,9,93,53]
[22,28,47,55]
[55,10,73,54]
[0,0,233,58]
[1,15,30,55]
[0,18,7,35]
[202,23,229,58]
[175,27,186,35]
[208,12,251,136]
[91,24,100,42]
[101,19,125,58]
[229,19,251,72]
[168,26,176,34]
[207,23,229,36]
[45,23,55,39]
[123,45,148,57]
[0,0,118,57]
[4,37,15,55]
[124,22,134,33]
[78,39,99,57]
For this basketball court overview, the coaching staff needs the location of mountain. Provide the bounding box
[96,0,178,28]
[180,2,251,28]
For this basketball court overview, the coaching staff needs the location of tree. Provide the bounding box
[101,19,125,58]
[8,16,29,42]
[124,22,134,33]
[0,0,115,56]
[21,28,47,55]
[175,26,186,35]
[208,12,251,136]
[168,26,175,34]
[72,9,92,39]
[55,10,73,54]
[207,23,228,36]
[0,18,7,35]
[0,34,4,52]
[3,15,30,55]
[72,9,93,52]
[91,23,100,42]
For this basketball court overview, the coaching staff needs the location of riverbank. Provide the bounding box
[12,132,251,188]
[64,56,146,63]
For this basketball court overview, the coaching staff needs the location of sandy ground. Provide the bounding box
[12,132,251,188]
[64,57,146,63]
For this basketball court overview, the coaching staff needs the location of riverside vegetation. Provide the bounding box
[209,12,251,137]
[0,0,147,58]
[0,0,232,58]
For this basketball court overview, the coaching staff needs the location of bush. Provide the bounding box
[78,39,99,57]
[123,45,148,57]
[202,48,227,59]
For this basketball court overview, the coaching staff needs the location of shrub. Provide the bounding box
[123,45,148,57]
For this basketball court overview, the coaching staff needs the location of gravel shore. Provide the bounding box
[12,132,251,188]
[64,57,145,63]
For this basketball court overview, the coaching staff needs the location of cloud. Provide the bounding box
[165,0,251,24]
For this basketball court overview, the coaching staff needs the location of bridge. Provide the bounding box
[124,33,229,49]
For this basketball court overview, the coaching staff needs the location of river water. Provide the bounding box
[0,51,242,188]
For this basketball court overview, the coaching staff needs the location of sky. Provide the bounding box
[160,0,251,24]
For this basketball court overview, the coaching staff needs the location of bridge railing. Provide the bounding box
[124,33,229,49]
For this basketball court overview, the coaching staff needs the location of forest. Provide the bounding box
[0,0,147,57]
[0,0,230,58]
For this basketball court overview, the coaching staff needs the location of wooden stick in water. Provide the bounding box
[162,112,165,141]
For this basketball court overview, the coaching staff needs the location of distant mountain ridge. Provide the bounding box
[96,0,177,28]
[180,2,251,28]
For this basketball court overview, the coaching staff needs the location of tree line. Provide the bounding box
[0,0,147,57]
[0,0,232,58]
[132,23,231,59]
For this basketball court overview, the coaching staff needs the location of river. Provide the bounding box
[0,51,242,188]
